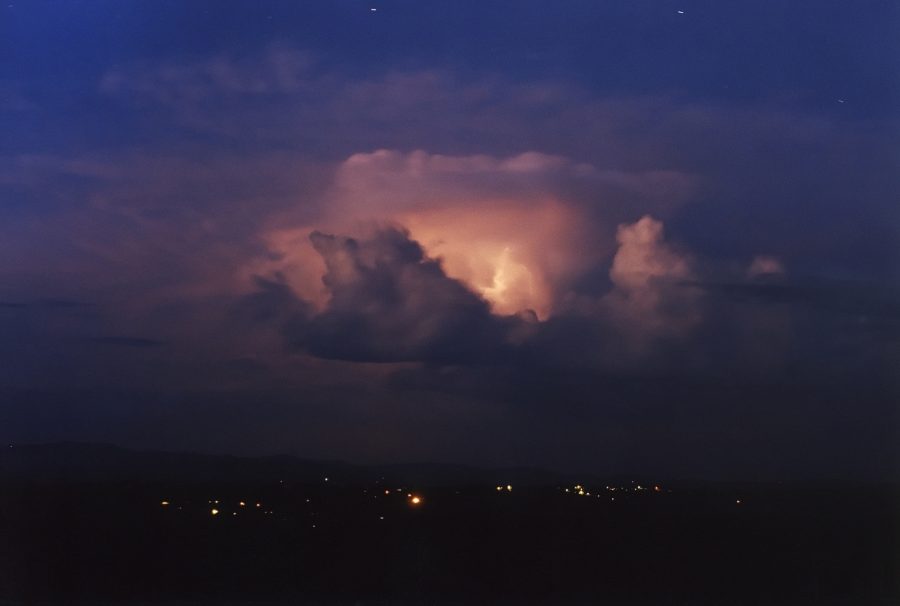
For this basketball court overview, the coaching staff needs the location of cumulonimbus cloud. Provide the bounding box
[246,214,706,367]
[245,149,695,320]
[281,227,517,363]
[602,215,699,347]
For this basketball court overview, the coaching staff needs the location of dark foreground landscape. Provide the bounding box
[0,443,897,605]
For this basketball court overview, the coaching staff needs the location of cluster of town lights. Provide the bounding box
[162,481,680,518]
[157,480,757,527]
[564,482,667,499]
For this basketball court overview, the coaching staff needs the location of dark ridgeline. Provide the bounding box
[0,443,897,604]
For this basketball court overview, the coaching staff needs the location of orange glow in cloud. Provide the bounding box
[395,199,578,318]
[247,151,602,319]
[254,199,582,319]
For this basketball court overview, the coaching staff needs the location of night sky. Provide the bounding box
[1,0,897,480]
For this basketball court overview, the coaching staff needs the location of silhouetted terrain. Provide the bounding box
[1,443,897,604]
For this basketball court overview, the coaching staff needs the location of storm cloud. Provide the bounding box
[287,227,516,363]
[1,2,897,478]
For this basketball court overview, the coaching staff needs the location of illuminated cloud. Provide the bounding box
[250,149,694,319]
[747,255,786,278]
[600,215,699,349]
[609,216,691,290]
[286,227,515,363]
[324,150,594,318]
[252,213,708,366]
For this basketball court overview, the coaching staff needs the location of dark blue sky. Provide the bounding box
[1,1,897,479]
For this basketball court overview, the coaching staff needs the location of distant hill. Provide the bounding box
[0,442,566,486]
